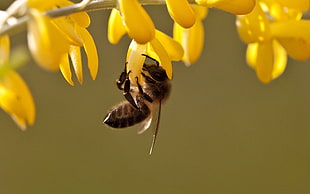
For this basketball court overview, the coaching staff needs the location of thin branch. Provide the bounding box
[47,0,167,16]
[0,17,27,37]
[0,0,168,36]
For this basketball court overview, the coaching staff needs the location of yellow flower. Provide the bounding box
[236,2,271,43]
[126,30,184,82]
[0,35,35,130]
[236,1,310,83]
[165,0,196,28]
[0,69,36,130]
[247,40,287,83]
[26,0,98,85]
[116,0,155,44]
[261,0,309,19]
[108,4,155,45]
[108,8,127,44]
[173,5,207,66]
[271,20,310,61]
[196,0,256,15]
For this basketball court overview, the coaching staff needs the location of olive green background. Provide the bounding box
[1,1,310,194]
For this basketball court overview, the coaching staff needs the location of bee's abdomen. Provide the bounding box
[103,101,150,128]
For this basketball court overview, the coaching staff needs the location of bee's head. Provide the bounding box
[142,64,168,82]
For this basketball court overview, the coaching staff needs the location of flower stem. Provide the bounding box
[0,0,174,36]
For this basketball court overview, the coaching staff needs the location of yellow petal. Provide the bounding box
[56,0,91,28]
[70,11,91,28]
[69,46,83,84]
[108,8,127,44]
[0,84,28,129]
[166,0,196,28]
[196,0,256,15]
[149,38,173,79]
[277,38,310,61]
[0,70,36,130]
[236,3,271,43]
[126,40,147,84]
[246,42,258,69]
[0,35,10,64]
[173,19,204,66]
[27,9,70,71]
[76,26,98,80]
[247,41,287,83]
[271,40,287,79]
[271,20,310,61]
[0,84,23,122]
[52,17,83,46]
[192,4,208,19]
[59,53,74,86]
[118,0,155,44]
[254,42,274,83]
[155,30,184,61]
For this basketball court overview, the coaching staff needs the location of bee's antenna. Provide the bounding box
[142,54,160,66]
[149,100,162,155]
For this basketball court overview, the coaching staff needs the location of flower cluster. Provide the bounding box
[236,0,310,83]
[26,0,98,85]
[0,0,309,129]
[0,0,98,129]
[107,0,256,82]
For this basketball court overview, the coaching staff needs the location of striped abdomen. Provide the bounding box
[103,101,150,128]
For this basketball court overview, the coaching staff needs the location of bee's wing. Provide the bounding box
[136,101,162,155]
[137,115,152,134]
[137,102,159,135]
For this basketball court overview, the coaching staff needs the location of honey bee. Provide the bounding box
[103,54,171,154]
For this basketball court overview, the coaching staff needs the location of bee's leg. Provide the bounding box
[116,72,126,90]
[141,54,159,66]
[116,62,128,90]
[123,72,139,109]
[135,77,153,103]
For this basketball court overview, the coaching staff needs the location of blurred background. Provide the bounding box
[1,1,310,194]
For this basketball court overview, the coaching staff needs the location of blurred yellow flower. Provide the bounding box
[0,35,35,130]
[236,0,310,83]
[0,35,9,65]
[0,69,36,130]
[196,0,256,15]
[236,3,271,43]
[247,40,287,83]
[26,0,98,85]
[271,20,310,61]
